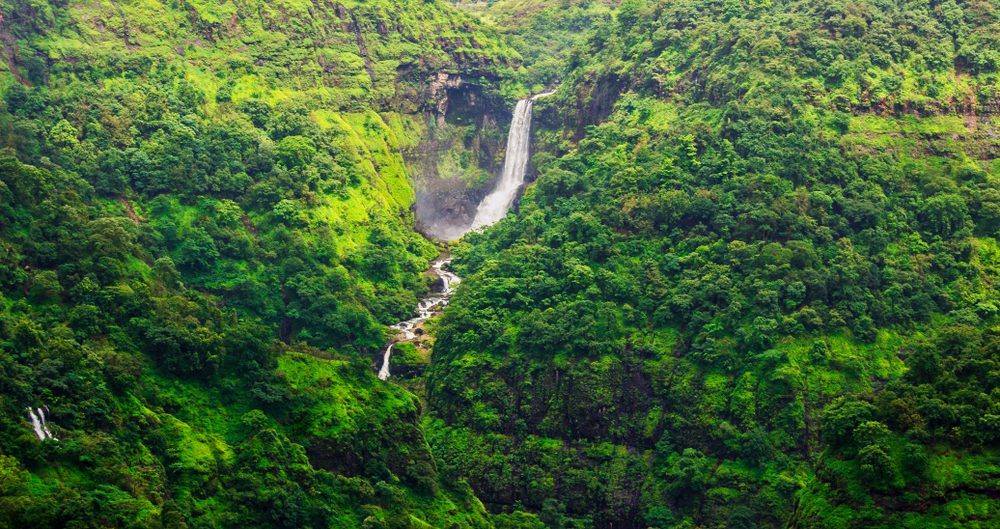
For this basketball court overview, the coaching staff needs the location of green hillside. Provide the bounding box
[0,0,519,526]
[427,0,1000,528]
[5,0,1000,527]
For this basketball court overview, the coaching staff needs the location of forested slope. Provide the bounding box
[0,0,522,526]
[7,0,1000,527]
[428,0,1000,527]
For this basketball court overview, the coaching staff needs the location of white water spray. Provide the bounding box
[468,89,556,233]
[26,406,57,440]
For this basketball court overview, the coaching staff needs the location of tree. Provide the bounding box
[655,430,674,458]
[858,444,896,484]
[821,399,877,449]
[237,99,271,128]
[50,119,79,147]
[0,455,28,495]
[177,227,220,271]
[616,0,645,33]
[854,421,891,449]
[922,194,968,236]
[272,199,305,225]
[94,149,129,195]
[87,217,138,260]
[742,427,771,464]
[749,0,772,15]
[723,0,743,20]
[645,506,676,529]
[227,321,277,373]
[671,448,709,493]
[241,409,268,432]
[161,501,189,529]
[539,498,567,529]
[68,304,102,337]
[4,83,28,113]
[275,136,317,169]
[175,79,205,109]
[154,257,182,289]
[267,100,318,140]
[31,270,62,298]
[127,149,153,190]
[729,506,757,529]
[140,320,225,376]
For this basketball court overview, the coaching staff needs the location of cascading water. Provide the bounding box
[378,345,394,380]
[379,89,554,381]
[26,406,57,440]
[379,258,461,380]
[468,89,556,232]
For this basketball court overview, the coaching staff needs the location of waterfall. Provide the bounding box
[26,406,57,440]
[469,89,556,232]
[378,344,394,380]
[378,89,554,381]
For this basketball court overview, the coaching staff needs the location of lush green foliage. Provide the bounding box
[456,0,614,94]
[9,0,1000,526]
[0,0,519,526]
[427,0,1000,527]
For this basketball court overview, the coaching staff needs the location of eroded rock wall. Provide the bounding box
[403,78,512,240]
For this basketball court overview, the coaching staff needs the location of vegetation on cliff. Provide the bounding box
[6,0,1000,527]
[0,0,517,526]
[428,0,1000,527]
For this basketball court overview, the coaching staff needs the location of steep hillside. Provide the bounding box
[0,0,520,527]
[8,0,1000,527]
[427,0,1000,528]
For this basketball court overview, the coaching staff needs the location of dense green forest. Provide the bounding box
[0,0,521,526]
[429,0,1000,528]
[4,0,1000,527]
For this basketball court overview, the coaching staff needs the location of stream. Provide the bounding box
[378,258,460,380]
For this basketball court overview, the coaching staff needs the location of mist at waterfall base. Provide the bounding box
[420,90,554,242]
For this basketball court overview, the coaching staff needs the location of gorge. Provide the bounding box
[3,0,1000,528]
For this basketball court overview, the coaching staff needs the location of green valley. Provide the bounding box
[3,0,1000,528]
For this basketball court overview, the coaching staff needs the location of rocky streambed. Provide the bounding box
[378,258,460,380]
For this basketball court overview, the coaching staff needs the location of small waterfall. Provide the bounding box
[469,89,556,232]
[379,258,461,380]
[26,406,57,440]
[378,344,394,380]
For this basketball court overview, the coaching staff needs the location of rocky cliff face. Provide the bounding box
[403,76,513,240]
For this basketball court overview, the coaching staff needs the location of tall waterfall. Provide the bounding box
[378,89,555,381]
[469,90,555,232]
